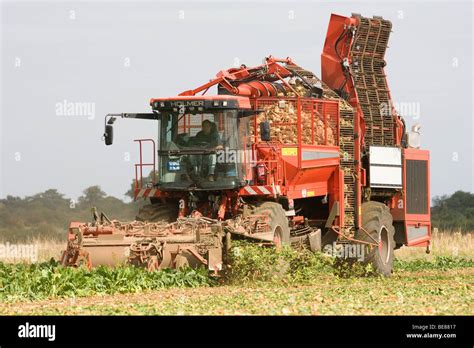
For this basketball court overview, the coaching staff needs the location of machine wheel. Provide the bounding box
[136,201,178,223]
[254,202,290,248]
[355,201,396,277]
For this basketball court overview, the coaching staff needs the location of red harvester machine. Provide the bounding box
[61,13,430,276]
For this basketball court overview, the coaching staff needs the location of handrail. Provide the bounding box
[133,139,156,193]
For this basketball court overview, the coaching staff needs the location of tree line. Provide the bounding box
[0,186,143,242]
[0,184,472,242]
[431,190,474,232]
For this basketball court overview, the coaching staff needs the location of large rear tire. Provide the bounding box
[355,201,396,277]
[136,201,178,223]
[253,202,290,248]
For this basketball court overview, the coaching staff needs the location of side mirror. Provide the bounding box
[104,116,117,146]
[260,121,271,142]
[104,124,114,145]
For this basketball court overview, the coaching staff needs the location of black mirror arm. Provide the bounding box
[103,112,161,145]
[104,112,160,128]
[104,113,122,130]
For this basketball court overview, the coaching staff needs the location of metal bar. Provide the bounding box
[311,102,315,144]
[152,139,156,184]
[134,165,139,191]
[325,201,340,228]
[330,227,378,247]
[123,113,159,120]
[297,97,302,169]
[134,139,156,189]
[139,141,143,188]
[323,102,328,145]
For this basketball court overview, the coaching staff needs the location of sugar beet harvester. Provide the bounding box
[61,13,431,276]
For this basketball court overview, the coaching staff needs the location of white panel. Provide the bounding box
[302,150,339,161]
[369,146,401,166]
[370,166,402,187]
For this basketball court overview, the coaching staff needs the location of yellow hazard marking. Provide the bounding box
[282,148,297,156]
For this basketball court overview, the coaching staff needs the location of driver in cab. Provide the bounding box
[188,120,223,181]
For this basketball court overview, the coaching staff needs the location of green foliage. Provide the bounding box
[394,256,473,272]
[2,266,473,315]
[332,258,377,278]
[431,191,474,231]
[0,243,471,304]
[0,259,212,301]
[225,241,333,284]
[225,241,473,283]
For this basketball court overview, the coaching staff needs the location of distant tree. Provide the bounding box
[40,189,65,200]
[432,194,448,209]
[0,185,143,242]
[431,191,474,231]
[78,186,107,207]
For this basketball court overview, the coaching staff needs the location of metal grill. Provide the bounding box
[301,99,339,146]
[250,98,299,144]
[251,98,338,146]
[406,160,428,214]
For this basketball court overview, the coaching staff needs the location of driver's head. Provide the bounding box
[202,120,212,135]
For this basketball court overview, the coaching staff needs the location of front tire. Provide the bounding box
[355,201,395,277]
[253,202,290,248]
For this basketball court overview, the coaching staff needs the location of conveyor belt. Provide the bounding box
[350,15,395,146]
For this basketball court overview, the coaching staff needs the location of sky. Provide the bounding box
[1,0,473,202]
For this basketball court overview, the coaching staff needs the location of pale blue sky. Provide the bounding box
[1,0,472,202]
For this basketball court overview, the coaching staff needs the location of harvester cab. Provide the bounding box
[103,96,259,190]
[150,96,253,192]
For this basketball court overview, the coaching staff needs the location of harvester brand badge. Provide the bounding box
[18,322,56,341]
[282,147,297,157]
[169,100,204,107]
